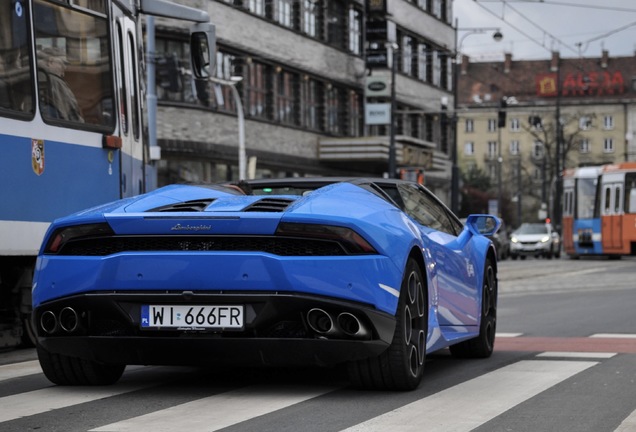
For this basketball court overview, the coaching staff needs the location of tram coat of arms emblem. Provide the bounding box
[32,139,45,176]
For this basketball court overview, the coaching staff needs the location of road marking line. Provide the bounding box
[0,383,151,423]
[496,336,636,353]
[496,332,523,337]
[340,360,597,432]
[590,333,636,339]
[615,406,636,431]
[0,360,42,382]
[90,384,338,432]
[537,351,616,359]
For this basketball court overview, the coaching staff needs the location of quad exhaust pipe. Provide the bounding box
[39,307,80,335]
[306,308,370,340]
[337,312,369,339]
[307,308,337,336]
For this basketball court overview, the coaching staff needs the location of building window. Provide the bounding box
[348,7,362,55]
[247,0,265,16]
[579,115,592,130]
[275,0,294,28]
[432,51,441,86]
[580,138,591,153]
[604,138,614,153]
[487,141,497,159]
[417,42,428,82]
[432,0,442,18]
[510,140,520,155]
[245,61,268,120]
[348,90,362,136]
[301,76,320,130]
[604,115,614,130]
[213,51,239,114]
[488,118,497,132]
[325,85,342,134]
[401,34,414,75]
[465,118,474,133]
[533,140,544,159]
[510,118,520,132]
[274,69,297,125]
[529,115,542,130]
[326,0,345,49]
[445,56,453,91]
[302,0,319,37]
[464,142,474,156]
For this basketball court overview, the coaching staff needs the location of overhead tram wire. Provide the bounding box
[473,0,579,56]
[477,0,636,14]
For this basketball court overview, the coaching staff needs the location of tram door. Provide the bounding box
[601,177,624,252]
[111,5,144,198]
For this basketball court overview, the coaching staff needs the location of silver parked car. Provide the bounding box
[510,222,559,259]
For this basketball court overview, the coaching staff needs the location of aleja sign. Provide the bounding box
[536,71,626,97]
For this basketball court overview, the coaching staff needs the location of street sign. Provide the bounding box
[365,103,391,125]
[365,76,390,98]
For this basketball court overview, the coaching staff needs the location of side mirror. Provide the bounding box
[190,23,215,79]
[465,215,501,237]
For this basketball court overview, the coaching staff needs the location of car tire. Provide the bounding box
[348,257,427,391]
[449,258,497,359]
[37,345,125,386]
[21,314,37,347]
[510,254,517,260]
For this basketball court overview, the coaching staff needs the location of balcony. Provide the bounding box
[319,135,450,180]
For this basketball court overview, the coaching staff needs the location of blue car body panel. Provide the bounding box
[33,180,497,364]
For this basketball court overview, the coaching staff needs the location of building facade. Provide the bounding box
[456,51,636,226]
[149,0,455,201]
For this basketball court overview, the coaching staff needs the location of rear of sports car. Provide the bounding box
[32,183,417,381]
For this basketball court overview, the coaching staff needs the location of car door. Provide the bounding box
[396,183,480,327]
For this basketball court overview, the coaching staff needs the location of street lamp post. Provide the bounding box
[209,76,246,180]
[451,23,503,214]
[388,42,398,179]
[554,55,563,234]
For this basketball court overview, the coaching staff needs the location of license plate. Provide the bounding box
[141,305,244,329]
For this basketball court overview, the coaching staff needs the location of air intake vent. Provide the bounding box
[243,198,294,212]
[149,199,215,213]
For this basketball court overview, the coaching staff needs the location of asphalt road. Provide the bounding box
[1,256,635,432]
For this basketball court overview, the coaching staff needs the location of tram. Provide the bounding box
[598,162,636,256]
[0,0,214,347]
[562,166,603,256]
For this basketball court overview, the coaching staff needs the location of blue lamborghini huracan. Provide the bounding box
[32,178,500,390]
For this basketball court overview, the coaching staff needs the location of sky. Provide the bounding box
[453,0,636,61]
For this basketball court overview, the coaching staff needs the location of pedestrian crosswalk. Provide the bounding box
[1,338,635,432]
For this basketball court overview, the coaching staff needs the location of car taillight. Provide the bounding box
[275,222,377,254]
[45,223,114,254]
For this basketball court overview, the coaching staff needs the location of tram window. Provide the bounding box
[34,0,114,130]
[604,187,611,214]
[128,32,140,140]
[614,187,622,213]
[71,0,107,15]
[626,174,636,214]
[0,0,34,116]
[116,22,127,136]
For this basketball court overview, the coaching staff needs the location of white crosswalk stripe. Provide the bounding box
[90,384,339,432]
[0,354,629,431]
[615,407,636,432]
[0,383,152,423]
[0,360,42,381]
[339,360,597,432]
